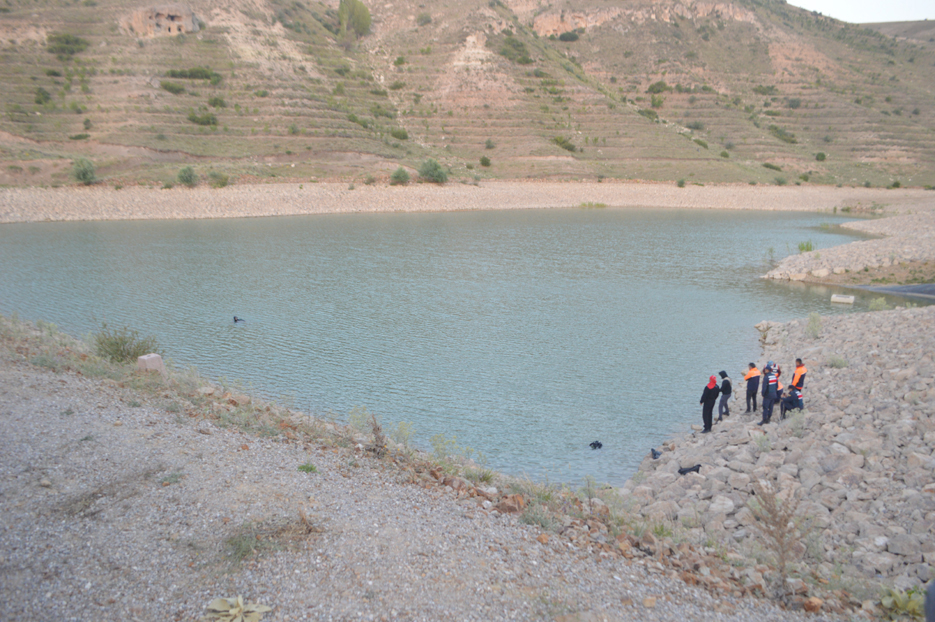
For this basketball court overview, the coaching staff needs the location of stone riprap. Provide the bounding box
[621,305,935,601]
[2,183,934,223]
[764,211,935,281]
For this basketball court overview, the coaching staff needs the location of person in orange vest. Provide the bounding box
[743,363,761,413]
[791,358,807,392]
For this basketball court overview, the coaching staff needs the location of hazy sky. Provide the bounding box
[785,0,933,24]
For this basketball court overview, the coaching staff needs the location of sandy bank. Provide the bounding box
[2,181,933,223]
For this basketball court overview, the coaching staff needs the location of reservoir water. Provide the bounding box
[0,208,912,486]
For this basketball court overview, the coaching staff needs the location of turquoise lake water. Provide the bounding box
[0,208,915,485]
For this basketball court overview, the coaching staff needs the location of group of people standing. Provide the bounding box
[699,359,808,433]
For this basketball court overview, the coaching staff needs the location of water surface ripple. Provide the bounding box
[0,208,912,485]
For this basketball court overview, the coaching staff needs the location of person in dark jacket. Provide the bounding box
[717,370,732,421]
[743,363,761,413]
[780,386,804,419]
[700,375,720,433]
[759,363,778,425]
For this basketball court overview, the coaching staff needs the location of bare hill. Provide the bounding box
[1,0,933,187]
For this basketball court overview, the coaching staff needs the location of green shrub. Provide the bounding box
[686,121,704,131]
[416,12,431,26]
[68,133,90,140]
[879,586,926,620]
[768,125,797,144]
[390,128,408,140]
[720,150,729,158]
[763,162,782,171]
[167,67,221,81]
[651,94,664,108]
[388,80,405,90]
[297,463,318,473]
[187,111,217,126]
[479,156,491,167]
[677,179,686,188]
[499,36,532,64]
[868,297,889,311]
[161,81,186,95]
[92,323,160,363]
[208,171,229,188]
[815,152,826,161]
[797,240,814,253]
[47,33,88,58]
[255,89,269,97]
[693,138,708,149]
[389,166,409,185]
[828,356,848,368]
[35,87,52,105]
[208,96,226,108]
[786,97,801,109]
[558,31,578,42]
[339,0,371,37]
[418,159,447,183]
[552,136,576,152]
[774,176,787,186]
[753,85,777,96]
[178,166,197,187]
[485,138,496,149]
[288,123,300,135]
[73,158,95,185]
[799,173,809,182]
[393,56,405,66]
[83,118,92,130]
[646,80,670,94]
[638,108,658,121]
[370,104,395,119]
[888,180,901,189]
[45,69,62,77]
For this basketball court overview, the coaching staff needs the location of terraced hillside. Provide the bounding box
[0,0,933,187]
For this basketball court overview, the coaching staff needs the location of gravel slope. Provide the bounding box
[0,344,842,622]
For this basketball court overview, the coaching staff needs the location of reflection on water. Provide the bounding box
[0,208,926,486]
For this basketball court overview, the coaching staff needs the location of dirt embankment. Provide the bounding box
[2,182,933,223]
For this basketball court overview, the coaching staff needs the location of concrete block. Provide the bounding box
[137,353,166,376]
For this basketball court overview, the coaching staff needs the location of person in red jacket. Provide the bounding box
[700,375,720,434]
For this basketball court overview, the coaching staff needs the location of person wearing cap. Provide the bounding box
[743,363,761,413]
[759,363,779,425]
[700,375,720,434]
[717,370,732,421]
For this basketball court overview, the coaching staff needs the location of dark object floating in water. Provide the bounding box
[233,316,246,323]
[589,441,602,449]
[678,464,701,475]
[651,448,662,460]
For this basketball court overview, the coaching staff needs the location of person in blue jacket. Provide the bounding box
[758,363,779,426]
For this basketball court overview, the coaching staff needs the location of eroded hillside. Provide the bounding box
[0,0,933,187]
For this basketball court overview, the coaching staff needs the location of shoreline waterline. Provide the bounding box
[2,181,933,224]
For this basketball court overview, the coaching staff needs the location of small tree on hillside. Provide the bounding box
[73,158,95,185]
[418,159,447,184]
[339,0,371,38]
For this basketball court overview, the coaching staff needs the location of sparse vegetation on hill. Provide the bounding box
[0,0,932,186]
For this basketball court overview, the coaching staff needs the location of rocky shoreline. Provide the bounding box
[2,182,934,224]
[621,306,935,616]
[763,210,935,285]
